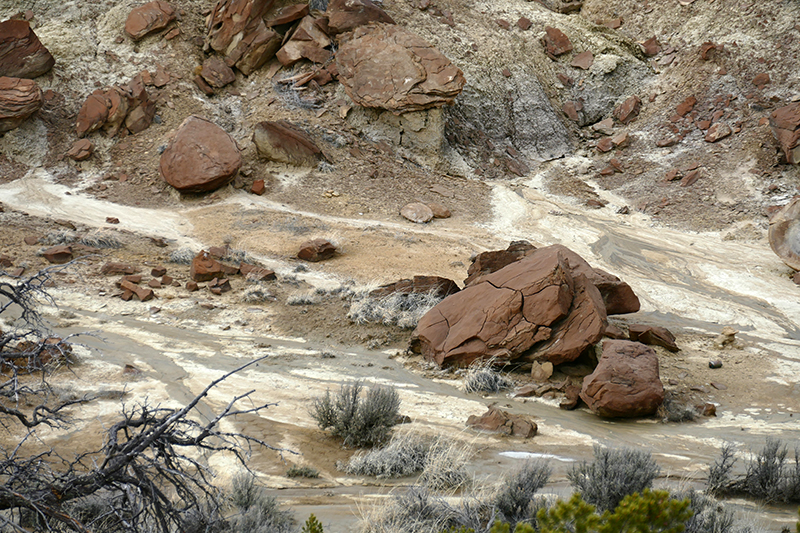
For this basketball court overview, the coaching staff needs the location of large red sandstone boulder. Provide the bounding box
[770,103,800,164]
[580,340,664,418]
[369,276,460,299]
[464,241,537,286]
[160,116,242,193]
[297,238,337,262]
[253,120,323,166]
[465,242,639,315]
[466,405,537,438]
[0,76,42,133]
[0,20,55,79]
[75,76,155,138]
[326,0,395,35]
[336,23,465,114]
[411,245,608,367]
[125,0,177,41]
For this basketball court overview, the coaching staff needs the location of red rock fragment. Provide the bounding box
[266,4,309,26]
[191,250,226,282]
[151,267,167,277]
[125,0,176,41]
[250,179,266,195]
[542,27,572,56]
[466,406,537,438]
[596,137,613,152]
[208,277,231,293]
[641,36,660,57]
[752,73,770,89]
[298,238,337,262]
[105,217,120,224]
[697,119,711,130]
[613,95,641,124]
[194,75,214,96]
[23,235,38,245]
[148,279,162,288]
[680,169,700,187]
[66,139,94,161]
[0,254,13,268]
[0,76,42,133]
[0,20,55,79]
[610,131,628,148]
[517,17,532,30]
[705,122,732,143]
[502,68,512,78]
[571,50,593,70]
[101,262,138,275]
[120,279,155,301]
[699,41,717,60]
[186,281,199,291]
[628,324,679,351]
[42,245,72,264]
[603,18,622,29]
[201,57,236,88]
[327,0,395,34]
[496,19,510,30]
[562,101,580,121]
[252,120,322,166]
[676,96,696,117]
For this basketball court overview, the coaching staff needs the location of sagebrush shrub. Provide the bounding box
[310,381,400,447]
[567,446,659,512]
[493,460,551,526]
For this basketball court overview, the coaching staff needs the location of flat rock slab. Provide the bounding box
[369,276,460,299]
[464,240,536,286]
[336,23,465,114]
[0,20,55,79]
[412,244,608,367]
[0,76,42,133]
[400,202,434,223]
[628,324,679,352]
[326,0,395,34]
[125,0,177,41]
[66,139,94,161]
[160,115,242,193]
[253,120,322,166]
[42,245,73,264]
[205,0,275,54]
[581,340,664,418]
[466,405,537,438]
[542,26,572,56]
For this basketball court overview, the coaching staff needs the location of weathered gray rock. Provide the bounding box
[160,116,242,192]
[400,203,434,223]
[0,76,42,133]
[580,340,664,418]
[336,23,465,114]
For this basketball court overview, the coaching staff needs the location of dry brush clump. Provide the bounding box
[707,438,800,504]
[348,289,445,330]
[462,359,514,394]
[310,380,401,448]
[567,445,660,512]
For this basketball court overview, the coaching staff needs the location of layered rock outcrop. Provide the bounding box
[0,20,55,79]
[0,76,42,133]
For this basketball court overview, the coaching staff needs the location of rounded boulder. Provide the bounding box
[159,116,242,193]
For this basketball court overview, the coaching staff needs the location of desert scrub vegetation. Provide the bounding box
[310,380,401,447]
[567,445,660,512]
[286,465,320,478]
[341,431,472,490]
[348,289,444,329]
[492,460,551,528]
[707,438,800,504]
[462,359,514,393]
[228,472,296,533]
[287,290,321,306]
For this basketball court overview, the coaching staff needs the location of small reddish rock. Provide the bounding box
[101,262,138,275]
[613,95,641,124]
[148,279,162,288]
[125,0,177,41]
[496,19,510,30]
[191,250,226,281]
[400,202,434,223]
[186,281,199,291]
[656,135,681,147]
[676,96,696,117]
[629,324,679,352]
[571,50,594,70]
[151,266,167,277]
[66,139,94,161]
[562,101,580,122]
[201,57,235,88]
[705,122,732,143]
[250,179,266,195]
[596,137,613,152]
[298,238,337,262]
[427,203,451,218]
[641,36,660,57]
[161,275,174,285]
[105,216,120,224]
[542,27,572,56]
[23,235,38,245]
[42,245,72,264]
[752,73,770,89]
[517,17,532,30]
[120,279,155,301]
[680,170,700,187]
[603,17,622,29]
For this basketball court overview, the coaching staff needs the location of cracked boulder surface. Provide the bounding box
[336,22,466,114]
[411,244,609,367]
[580,339,665,418]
